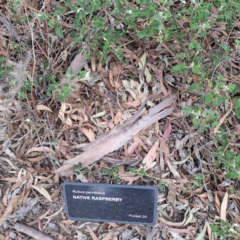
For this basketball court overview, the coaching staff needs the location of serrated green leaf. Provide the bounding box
[192,64,201,74]
[235,99,240,108]
[55,25,63,38]
[172,63,186,73]
[221,43,230,55]
[236,109,240,119]
[48,19,57,28]
[205,94,213,104]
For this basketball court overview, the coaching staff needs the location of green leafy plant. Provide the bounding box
[73,162,83,170]
[7,72,34,100]
[157,181,170,192]
[46,68,77,102]
[189,174,204,190]
[0,57,13,80]
[7,0,240,188]
[101,166,121,183]
[46,69,92,102]
[184,70,240,179]
[213,147,240,179]
[129,163,148,176]
[73,162,92,180]
[129,163,170,191]
[18,74,34,100]
[210,220,239,240]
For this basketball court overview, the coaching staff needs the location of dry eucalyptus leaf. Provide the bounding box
[36,105,53,113]
[122,79,146,101]
[220,191,228,222]
[80,127,95,143]
[140,140,159,170]
[119,172,139,184]
[31,185,52,202]
[0,195,19,226]
[139,53,152,83]
[58,102,73,127]
[25,147,55,155]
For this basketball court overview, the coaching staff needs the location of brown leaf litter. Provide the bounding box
[55,95,175,176]
[1,0,240,238]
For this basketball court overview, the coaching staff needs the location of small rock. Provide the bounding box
[121,229,133,240]
[9,231,16,239]
[75,230,87,240]
[3,221,9,229]
[48,223,56,230]
[32,204,41,214]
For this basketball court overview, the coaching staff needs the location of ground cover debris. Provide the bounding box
[0,0,240,239]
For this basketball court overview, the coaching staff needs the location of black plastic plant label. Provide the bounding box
[62,182,158,226]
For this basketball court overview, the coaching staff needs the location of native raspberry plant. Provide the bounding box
[0,57,13,80]
[4,0,240,187]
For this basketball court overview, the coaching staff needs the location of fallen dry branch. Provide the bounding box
[13,223,54,240]
[62,52,88,83]
[55,95,176,176]
[0,12,21,43]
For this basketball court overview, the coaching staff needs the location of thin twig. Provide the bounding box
[13,223,54,240]
[195,146,209,192]
[213,100,233,135]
